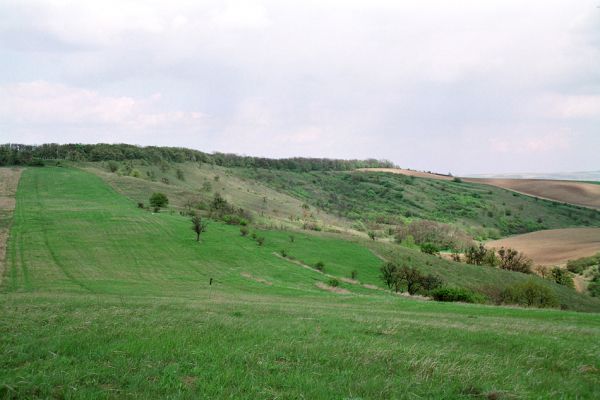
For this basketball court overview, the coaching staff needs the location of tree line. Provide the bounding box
[0,143,394,172]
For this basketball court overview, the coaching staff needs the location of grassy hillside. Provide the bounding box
[82,161,354,233]
[2,166,600,398]
[235,168,600,239]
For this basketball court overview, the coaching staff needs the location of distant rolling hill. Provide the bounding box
[463,178,600,210]
[362,167,600,210]
[467,170,600,181]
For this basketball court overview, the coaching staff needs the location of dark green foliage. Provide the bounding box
[0,143,395,171]
[566,253,600,274]
[256,237,265,246]
[465,244,497,266]
[107,160,119,172]
[368,231,376,241]
[176,168,185,181]
[222,215,248,226]
[393,266,431,294]
[550,267,574,288]
[137,202,144,209]
[419,274,444,292]
[314,261,325,271]
[149,192,168,211]
[351,270,358,280]
[500,280,559,308]
[380,263,443,295]
[588,271,600,297]
[280,249,287,257]
[380,262,398,289]
[328,278,340,287]
[240,227,249,236]
[420,242,439,255]
[431,287,486,303]
[209,193,251,225]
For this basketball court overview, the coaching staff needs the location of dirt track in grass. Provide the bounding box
[0,168,23,283]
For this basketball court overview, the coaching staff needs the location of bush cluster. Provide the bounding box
[380,262,443,295]
[431,287,486,303]
[499,280,559,308]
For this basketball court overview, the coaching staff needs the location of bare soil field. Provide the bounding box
[358,168,453,180]
[0,168,23,283]
[464,178,600,210]
[486,228,600,266]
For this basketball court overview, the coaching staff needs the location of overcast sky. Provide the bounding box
[1,0,599,174]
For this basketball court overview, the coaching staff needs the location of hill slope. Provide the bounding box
[465,178,600,210]
[234,167,600,239]
[2,166,600,398]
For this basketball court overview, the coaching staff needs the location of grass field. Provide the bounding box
[2,167,600,398]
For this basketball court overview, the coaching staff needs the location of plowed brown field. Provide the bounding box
[486,228,600,266]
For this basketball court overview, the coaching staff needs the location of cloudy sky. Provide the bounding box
[1,0,599,174]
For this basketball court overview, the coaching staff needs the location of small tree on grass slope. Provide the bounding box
[191,215,208,242]
[149,192,168,212]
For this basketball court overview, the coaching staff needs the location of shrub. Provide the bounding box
[420,242,439,255]
[280,249,287,257]
[303,222,321,231]
[240,227,249,236]
[368,231,376,241]
[256,237,265,246]
[452,177,463,183]
[314,261,325,271]
[550,267,574,288]
[222,214,248,226]
[149,192,168,211]
[107,161,119,173]
[500,280,559,308]
[419,274,444,292]
[566,253,600,274]
[350,270,358,280]
[251,233,257,240]
[328,278,339,287]
[497,247,533,273]
[137,202,144,209]
[431,287,486,303]
[395,220,473,251]
[380,262,398,289]
[176,168,185,181]
[393,266,423,294]
[289,235,295,243]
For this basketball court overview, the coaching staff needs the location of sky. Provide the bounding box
[0,0,599,175]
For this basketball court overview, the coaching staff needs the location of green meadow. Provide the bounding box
[1,167,600,399]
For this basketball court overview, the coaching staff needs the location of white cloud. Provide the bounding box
[490,131,572,154]
[0,81,205,130]
[539,94,600,119]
